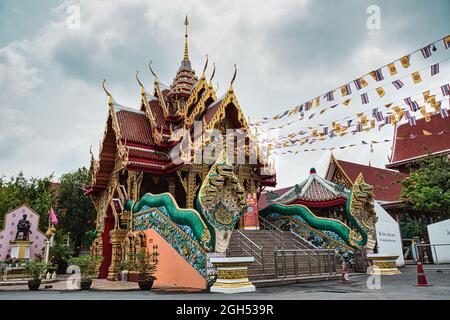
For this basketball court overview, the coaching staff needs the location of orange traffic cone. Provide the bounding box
[340,261,352,284]
[414,255,432,287]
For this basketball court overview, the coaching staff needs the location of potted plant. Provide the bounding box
[68,255,103,290]
[119,251,158,290]
[23,260,51,291]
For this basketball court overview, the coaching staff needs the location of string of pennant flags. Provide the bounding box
[258,83,450,148]
[272,130,449,155]
[252,59,449,135]
[252,57,450,133]
[251,35,450,128]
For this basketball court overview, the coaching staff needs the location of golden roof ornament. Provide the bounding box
[184,15,189,60]
[135,70,146,95]
[102,79,113,105]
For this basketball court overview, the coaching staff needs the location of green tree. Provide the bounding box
[56,167,96,255]
[0,172,54,230]
[401,156,450,219]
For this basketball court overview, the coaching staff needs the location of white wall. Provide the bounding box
[427,219,450,263]
[374,201,405,266]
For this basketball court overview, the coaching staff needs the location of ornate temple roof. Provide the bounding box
[87,17,277,194]
[386,113,450,170]
[259,168,348,209]
[326,154,408,204]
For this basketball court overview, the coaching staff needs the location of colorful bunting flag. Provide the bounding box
[440,107,449,118]
[404,110,411,120]
[423,90,430,102]
[340,84,352,96]
[376,87,385,97]
[324,91,334,101]
[412,71,422,84]
[361,93,369,104]
[388,63,398,76]
[315,96,320,107]
[400,55,410,68]
[392,80,404,90]
[441,84,450,96]
[420,45,432,59]
[444,35,450,50]
[409,116,417,126]
[353,78,368,90]
[423,130,432,136]
[431,63,440,76]
[375,111,384,122]
[342,99,351,106]
[370,69,384,82]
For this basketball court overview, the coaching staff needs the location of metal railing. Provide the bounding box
[415,243,450,272]
[258,216,284,248]
[273,248,337,279]
[227,230,265,273]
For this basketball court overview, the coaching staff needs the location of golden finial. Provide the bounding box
[229,64,237,90]
[210,62,216,83]
[202,54,208,76]
[102,79,113,105]
[135,70,145,95]
[184,15,189,60]
[148,60,158,80]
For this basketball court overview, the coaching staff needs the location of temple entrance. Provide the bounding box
[98,208,113,279]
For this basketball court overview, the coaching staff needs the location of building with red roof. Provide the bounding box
[386,113,450,172]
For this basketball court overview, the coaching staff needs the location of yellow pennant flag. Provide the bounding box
[429,95,436,106]
[392,106,402,114]
[388,63,398,75]
[425,114,431,122]
[396,110,405,121]
[376,87,385,97]
[360,77,368,87]
[320,109,327,115]
[412,71,422,84]
[343,99,351,106]
[359,116,368,126]
[419,106,427,117]
[370,120,375,129]
[357,112,365,117]
[423,130,432,136]
[423,90,430,102]
[385,103,393,109]
[390,114,397,125]
[432,101,441,113]
[400,55,410,68]
[315,96,320,107]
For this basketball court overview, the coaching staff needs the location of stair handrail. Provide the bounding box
[233,230,265,272]
[258,216,284,248]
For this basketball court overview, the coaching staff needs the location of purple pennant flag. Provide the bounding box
[431,63,440,76]
[361,93,369,104]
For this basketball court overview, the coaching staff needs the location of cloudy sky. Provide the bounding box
[0,0,449,188]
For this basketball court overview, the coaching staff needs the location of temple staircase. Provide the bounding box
[226,217,342,287]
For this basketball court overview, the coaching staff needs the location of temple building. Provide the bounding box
[386,113,450,172]
[85,16,276,281]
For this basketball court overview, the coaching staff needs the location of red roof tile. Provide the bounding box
[336,159,408,202]
[389,113,450,165]
[116,110,154,146]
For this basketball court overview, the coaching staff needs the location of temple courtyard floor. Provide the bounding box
[1,266,449,300]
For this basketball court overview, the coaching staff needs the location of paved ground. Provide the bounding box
[0,266,449,300]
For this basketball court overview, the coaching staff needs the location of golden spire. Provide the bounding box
[184,15,189,60]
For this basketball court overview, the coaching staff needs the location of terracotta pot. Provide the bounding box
[28,279,41,291]
[138,279,154,290]
[80,279,93,290]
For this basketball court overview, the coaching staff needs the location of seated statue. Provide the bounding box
[15,214,32,241]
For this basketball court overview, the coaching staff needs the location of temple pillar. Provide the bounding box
[107,229,128,281]
[186,170,198,209]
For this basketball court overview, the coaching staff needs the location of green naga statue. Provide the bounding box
[125,149,247,253]
[260,173,378,251]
